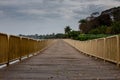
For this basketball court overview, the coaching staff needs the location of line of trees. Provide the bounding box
[19,33,65,39]
[79,6,120,34]
[19,6,120,41]
[64,6,120,40]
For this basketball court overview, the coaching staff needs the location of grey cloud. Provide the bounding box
[0,0,66,20]
[72,4,108,20]
[43,0,64,3]
[0,0,119,20]
[0,0,119,35]
[70,0,98,3]
[114,0,120,1]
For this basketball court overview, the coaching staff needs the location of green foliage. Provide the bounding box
[55,33,65,39]
[64,30,80,39]
[89,26,107,34]
[64,26,71,34]
[88,21,120,34]
[68,31,80,40]
[112,7,120,21]
[19,33,66,39]
[79,14,112,34]
[78,19,86,23]
[106,27,112,34]
[88,29,100,34]
[78,34,111,41]
[78,6,120,34]
[111,21,120,34]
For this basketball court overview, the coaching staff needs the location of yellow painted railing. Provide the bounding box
[0,33,54,66]
[64,35,120,66]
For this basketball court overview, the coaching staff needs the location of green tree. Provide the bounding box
[69,31,80,39]
[111,21,120,34]
[64,26,71,34]
[78,19,88,33]
[55,33,65,39]
[78,19,86,23]
[88,25,107,34]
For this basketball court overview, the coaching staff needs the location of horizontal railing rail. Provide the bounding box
[0,33,54,66]
[64,35,120,66]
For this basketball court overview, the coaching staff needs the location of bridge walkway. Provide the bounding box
[0,40,120,80]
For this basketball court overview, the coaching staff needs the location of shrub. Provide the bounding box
[111,21,120,34]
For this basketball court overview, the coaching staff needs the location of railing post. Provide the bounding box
[27,38,30,58]
[116,35,120,67]
[103,38,106,62]
[7,35,10,67]
[19,37,22,61]
[95,39,98,59]
[88,40,91,57]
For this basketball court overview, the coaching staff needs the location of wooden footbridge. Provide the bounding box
[0,33,120,80]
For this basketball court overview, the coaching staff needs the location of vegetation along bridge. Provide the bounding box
[0,33,120,80]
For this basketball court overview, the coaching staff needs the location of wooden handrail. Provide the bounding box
[0,33,54,66]
[64,35,120,66]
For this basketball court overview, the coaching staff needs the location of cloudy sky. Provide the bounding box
[0,0,120,35]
